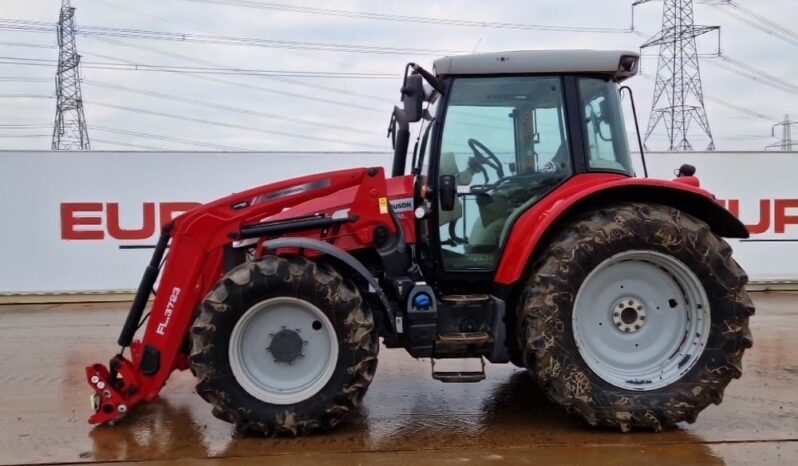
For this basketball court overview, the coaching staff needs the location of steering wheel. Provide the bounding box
[470,172,558,197]
[467,138,504,180]
[470,176,514,194]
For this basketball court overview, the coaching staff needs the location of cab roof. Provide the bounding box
[433,49,640,81]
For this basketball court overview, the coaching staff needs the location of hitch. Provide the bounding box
[85,354,143,424]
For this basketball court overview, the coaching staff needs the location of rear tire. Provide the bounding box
[517,202,754,431]
[190,255,379,435]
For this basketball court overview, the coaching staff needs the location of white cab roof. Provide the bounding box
[433,50,640,81]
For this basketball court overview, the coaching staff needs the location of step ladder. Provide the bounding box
[431,355,486,383]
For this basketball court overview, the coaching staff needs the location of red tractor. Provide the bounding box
[86,50,753,434]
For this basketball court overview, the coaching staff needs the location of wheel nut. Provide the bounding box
[117,404,127,413]
[97,381,105,390]
[103,390,112,398]
[90,375,100,384]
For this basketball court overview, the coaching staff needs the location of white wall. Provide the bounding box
[0,150,795,294]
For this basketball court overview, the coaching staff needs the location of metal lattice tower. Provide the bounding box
[52,0,90,150]
[634,0,717,151]
[767,115,796,151]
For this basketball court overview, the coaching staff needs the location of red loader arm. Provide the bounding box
[86,167,393,424]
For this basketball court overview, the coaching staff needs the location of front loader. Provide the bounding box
[86,49,754,434]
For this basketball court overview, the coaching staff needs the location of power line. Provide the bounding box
[0,18,466,56]
[0,41,56,49]
[711,54,798,96]
[0,93,53,99]
[88,125,250,151]
[0,55,398,78]
[0,133,52,138]
[91,137,167,151]
[185,0,634,33]
[638,72,775,121]
[86,100,385,149]
[0,124,253,151]
[698,0,798,47]
[83,79,373,134]
[704,96,774,122]
[0,77,51,82]
[86,0,391,76]
[83,37,387,112]
[82,36,393,103]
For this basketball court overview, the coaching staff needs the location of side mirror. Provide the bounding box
[400,74,424,123]
[439,174,456,211]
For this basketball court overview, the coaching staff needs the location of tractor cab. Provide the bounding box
[390,50,640,292]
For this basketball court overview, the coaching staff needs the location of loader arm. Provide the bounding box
[86,167,393,425]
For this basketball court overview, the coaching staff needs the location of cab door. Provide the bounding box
[420,76,574,291]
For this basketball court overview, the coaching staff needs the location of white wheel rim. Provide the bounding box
[572,250,710,391]
[229,297,339,405]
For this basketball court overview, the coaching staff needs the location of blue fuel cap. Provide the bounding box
[413,292,432,310]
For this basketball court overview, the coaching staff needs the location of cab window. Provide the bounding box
[578,78,633,173]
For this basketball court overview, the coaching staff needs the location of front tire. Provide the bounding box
[190,255,379,435]
[517,202,754,431]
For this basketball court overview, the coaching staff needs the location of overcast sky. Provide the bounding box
[1,0,796,152]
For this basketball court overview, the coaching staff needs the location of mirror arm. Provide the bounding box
[409,63,447,95]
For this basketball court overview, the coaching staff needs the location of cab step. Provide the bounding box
[440,294,491,305]
[431,357,486,383]
[438,331,490,345]
[435,331,491,355]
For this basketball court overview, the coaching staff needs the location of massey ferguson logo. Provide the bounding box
[390,197,414,214]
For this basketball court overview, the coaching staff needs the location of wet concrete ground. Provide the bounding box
[0,293,795,465]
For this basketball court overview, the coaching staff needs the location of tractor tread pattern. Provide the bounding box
[189,255,379,436]
[517,202,753,432]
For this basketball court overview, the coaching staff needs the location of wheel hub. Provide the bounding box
[228,297,339,405]
[611,297,646,333]
[268,328,304,363]
[572,250,710,391]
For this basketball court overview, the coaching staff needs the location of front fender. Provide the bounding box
[494,174,748,286]
[263,237,395,333]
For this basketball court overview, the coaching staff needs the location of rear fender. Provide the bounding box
[494,174,748,286]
